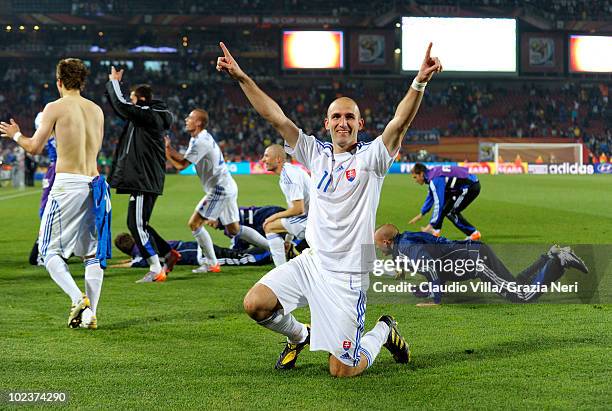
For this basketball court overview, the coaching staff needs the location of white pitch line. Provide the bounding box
[0,190,40,201]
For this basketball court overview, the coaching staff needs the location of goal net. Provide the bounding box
[493,143,583,167]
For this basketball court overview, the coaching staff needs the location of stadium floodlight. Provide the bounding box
[493,143,583,174]
[569,35,612,73]
[282,30,344,69]
[401,17,517,73]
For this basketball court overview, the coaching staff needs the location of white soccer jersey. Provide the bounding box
[285,130,395,273]
[184,129,237,196]
[279,162,310,215]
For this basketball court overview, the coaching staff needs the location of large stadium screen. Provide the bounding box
[282,30,344,69]
[401,17,517,73]
[569,35,612,73]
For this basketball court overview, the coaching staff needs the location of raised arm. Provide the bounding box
[0,104,56,154]
[216,42,299,147]
[381,43,442,155]
[105,66,153,124]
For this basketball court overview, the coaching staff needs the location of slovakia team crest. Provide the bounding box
[346,169,356,182]
[342,340,352,350]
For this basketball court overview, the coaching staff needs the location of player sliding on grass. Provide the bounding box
[217,41,442,377]
[409,163,481,240]
[1,58,110,329]
[375,224,588,306]
[165,108,270,274]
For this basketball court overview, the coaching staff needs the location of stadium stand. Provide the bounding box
[0,0,610,171]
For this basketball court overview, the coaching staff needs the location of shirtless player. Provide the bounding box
[1,58,109,329]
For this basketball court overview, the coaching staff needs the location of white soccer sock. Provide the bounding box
[45,254,82,304]
[146,254,162,273]
[238,226,269,249]
[257,311,308,344]
[193,227,218,266]
[266,233,287,266]
[84,258,104,315]
[359,321,390,368]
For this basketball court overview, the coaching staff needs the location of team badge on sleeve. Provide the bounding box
[346,169,356,182]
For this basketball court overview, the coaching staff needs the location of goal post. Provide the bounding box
[493,143,583,170]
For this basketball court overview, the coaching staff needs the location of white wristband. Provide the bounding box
[12,132,22,143]
[411,78,427,92]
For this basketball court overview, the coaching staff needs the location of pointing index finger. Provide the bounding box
[425,42,432,60]
[219,42,233,59]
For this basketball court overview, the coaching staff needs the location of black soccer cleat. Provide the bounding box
[378,315,410,364]
[275,325,310,370]
[558,247,589,273]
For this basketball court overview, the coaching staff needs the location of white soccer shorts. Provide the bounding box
[195,192,239,225]
[280,215,307,239]
[38,173,97,260]
[258,248,370,367]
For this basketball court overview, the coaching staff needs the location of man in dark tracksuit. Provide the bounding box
[374,224,588,304]
[106,66,177,283]
[409,163,481,240]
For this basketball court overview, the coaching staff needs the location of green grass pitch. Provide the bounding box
[0,174,610,409]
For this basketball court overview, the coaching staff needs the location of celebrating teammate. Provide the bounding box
[217,41,442,377]
[409,163,481,240]
[106,67,179,283]
[261,144,310,266]
[165,108,270,274]
[375,224,588,305]
[1,58,110,329]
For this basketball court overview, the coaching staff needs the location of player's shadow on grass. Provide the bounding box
[102,310,238,330]
[485,234,541,240]
[406,335,606,371]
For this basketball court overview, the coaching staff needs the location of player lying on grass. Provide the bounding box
[374,224,588,306]
[165,108,270,276]
[260,144,311,266]
[112,233,273,269]
[218,41,442,377]
[409,163,481,240]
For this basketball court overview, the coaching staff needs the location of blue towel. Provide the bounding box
[91,175,112,268]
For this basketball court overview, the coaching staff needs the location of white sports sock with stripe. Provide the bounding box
[45,254,82,304]
[146,255,162,273]
[266,233,286,266]
[257,311,308,344]
[359,321,390,368]
[238,226,269,249]
[193,227,218,266]
[84,258,103,315]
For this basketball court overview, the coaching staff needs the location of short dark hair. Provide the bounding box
[411,163,427,174]
[192,108,209,128]
[131,84,153,105]
[114,232,135,256]
[56,58,89,91]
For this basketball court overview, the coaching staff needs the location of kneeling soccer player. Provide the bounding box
[217,41,442,376]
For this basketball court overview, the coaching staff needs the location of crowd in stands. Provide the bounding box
[10,0,395,16]
[1,61,610,169]
[7,0,611,21]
